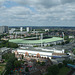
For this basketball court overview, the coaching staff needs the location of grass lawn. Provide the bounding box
[0,63,6,74]
[58,67,70,75]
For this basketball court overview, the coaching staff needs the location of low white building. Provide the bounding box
[45,29,49,32]
[69,36,74,39]
[14,47,65,59]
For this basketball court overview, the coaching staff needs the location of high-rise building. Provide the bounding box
[20,27,23,32]
[26,27,32,32]
[0,26,9,33]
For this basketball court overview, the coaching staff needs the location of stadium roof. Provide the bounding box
[18,48,53,53]
[9,37,63,44]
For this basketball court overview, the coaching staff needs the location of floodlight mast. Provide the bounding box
[16,32,17,38]
[36,32,38,39]
[20,27,23,38]
[41,33,43,47]
[62,32,64,42]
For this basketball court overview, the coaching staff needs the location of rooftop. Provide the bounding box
[19,47,53,53]
[18,47,64,54]
[0,47,10,53]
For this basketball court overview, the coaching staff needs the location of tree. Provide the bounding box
[41,62,45,66]
[63,60,68,67]
[61,42,65,45]
[47,65,59,75]
[14,60,21,68]
[25,67,29,72]
[58,63,63,68]
[2,53,15,61]
[38,61,40,64]
[47,71,52,75]
[6,42,18,48]
[22,55,24,59]
[5,53,17,73]
[73,50,75,55]
[0,40,18,48]
[72,48,75,55]
[65,40,70,44]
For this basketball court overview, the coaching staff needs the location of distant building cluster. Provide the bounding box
[9,27,32,34]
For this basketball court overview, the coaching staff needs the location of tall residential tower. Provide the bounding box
[0,26,9,33]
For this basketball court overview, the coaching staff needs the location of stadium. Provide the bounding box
[9,37,63,46]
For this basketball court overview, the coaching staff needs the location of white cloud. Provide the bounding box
[0,0,75,26]
[12,0,75,8]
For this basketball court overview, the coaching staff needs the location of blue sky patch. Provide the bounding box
[4,1,19,8]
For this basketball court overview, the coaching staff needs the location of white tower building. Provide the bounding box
[20,27,23,32]
[26,27,29,32]
[62,32,64,42]
[26,27,32,32]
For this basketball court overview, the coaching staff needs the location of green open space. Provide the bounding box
[9,37,63,44]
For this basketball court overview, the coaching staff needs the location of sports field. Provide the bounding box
[9,37,63,44]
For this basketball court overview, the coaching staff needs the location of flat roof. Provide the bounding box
[16,47,64,54]
[9,37,63,44]
[18,47,53,53]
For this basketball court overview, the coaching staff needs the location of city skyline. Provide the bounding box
[0,0,75,26]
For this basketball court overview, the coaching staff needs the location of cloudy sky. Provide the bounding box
[0,0,75,26]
